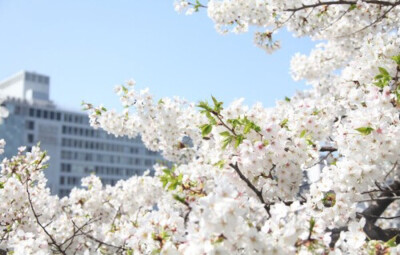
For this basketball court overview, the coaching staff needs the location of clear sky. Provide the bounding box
[0,1,315,111]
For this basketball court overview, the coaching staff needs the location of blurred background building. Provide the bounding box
[0,71,163,197]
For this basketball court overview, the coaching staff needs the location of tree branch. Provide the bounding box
[71,220,127,253]
[229,163,271,215]
[229,163,265,204]
[26,182,66,255]
[361,181,400,224]
[320,146,337,152]
[330,181,400,246]
[285,1,400,12]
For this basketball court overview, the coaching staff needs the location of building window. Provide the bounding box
[85,153,92,161]
[14,106,21,115]
[67,176,78,185]
[146,150,158,156]
[61,163,71,172]
[145,159,153,166]
[26,120,34,130]
[84,167,92,174]
[59,189,70,197]
[43,110,48,119]
[50,112,55,120]
[56,112,61,121]
[60,176,65,185]
[36,109,42,118]
[27,134,34,143]
[29,108,34,117]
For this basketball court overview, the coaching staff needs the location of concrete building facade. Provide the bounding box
[0,71,163,197]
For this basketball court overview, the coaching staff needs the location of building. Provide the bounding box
[0,71,163,197]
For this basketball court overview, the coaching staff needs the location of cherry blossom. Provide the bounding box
[1,0,400,254]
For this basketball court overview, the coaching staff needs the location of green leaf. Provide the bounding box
[355,126,374,135]
[205,112,217,125]
[161,230,170,239]
[312,109,320,116]
[160,178,168,188]
[201,124,213,137]
[158,99,164,105]
[14,173,22,182]
[243,124,251,134]
[253,125,261,132]
[151,249,161,255]
[197,101,211,112]
[284,96,291,102]
[211,96,219,107]
[168,181,178,191]
[374,67,391,88]
[300,130,307,138]
[121,85,128,94]
[213,160,225,169]
[309,217,316,233]
[392,55,400,66]
[228,119,241,128]
[306,139,314,146]
[219,131,231,137]
[378,67,389,76]
[173,194,187,205]
[194,0,203,12]
[0,182,4,189]
[396,86,400,105]
[222,136,233,150]
[211,96,223,113]
[386,235,397,247]
[212,234,226,244]
[280,118,288,128]
[234,135,244,148]
[349,4,357,11]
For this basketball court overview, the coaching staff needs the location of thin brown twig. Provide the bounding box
[285,1,400,12]
[71,221,127,252]
[26,182,66,255]
[384,161,398,180]
[357,212,400,220]
[229,163,271,216]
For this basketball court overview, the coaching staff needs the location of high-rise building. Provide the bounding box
[0,71,163,197]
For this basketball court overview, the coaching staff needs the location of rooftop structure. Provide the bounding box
[0,71,163,196]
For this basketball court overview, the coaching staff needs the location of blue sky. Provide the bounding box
[0,1,315,111]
